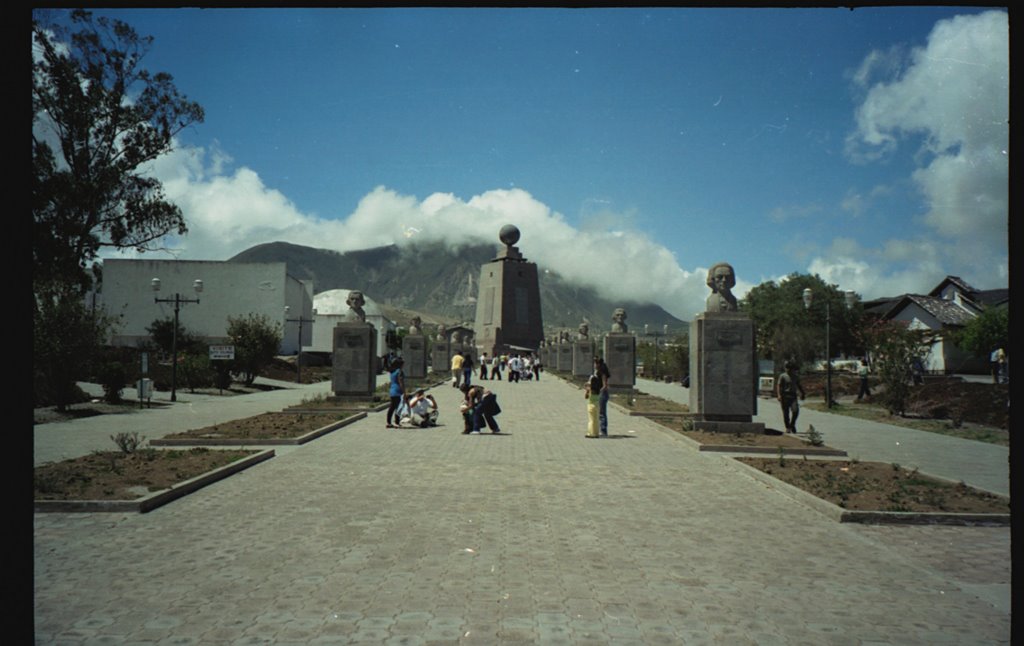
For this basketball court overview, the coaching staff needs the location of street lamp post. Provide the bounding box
[803,288,856,408]
[285,306,316,383]
[152,278,202,402]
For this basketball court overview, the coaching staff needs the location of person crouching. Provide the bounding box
[460,383,501,434]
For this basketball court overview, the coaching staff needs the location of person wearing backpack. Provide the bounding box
[592,356,611,437]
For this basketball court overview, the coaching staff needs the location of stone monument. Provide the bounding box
[432,325,450,376]
[603,308,635,392]
[572,322,593,377]
[557,332,573,371]
[689,262,763,433]
[473,225,545,358]
[332,290,377,396]
[403,317,427,379]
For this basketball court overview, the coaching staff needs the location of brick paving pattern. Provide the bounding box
[34,374,1010,644]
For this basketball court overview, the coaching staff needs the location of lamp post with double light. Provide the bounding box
[285,305,316,383]
[802,287,856,408]
[152,277,202,402]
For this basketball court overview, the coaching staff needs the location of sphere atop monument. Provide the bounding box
[499,224,520,247]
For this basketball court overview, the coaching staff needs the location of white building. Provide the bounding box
[307,289,395,358]
[864,276,1008,374]
[97,259,314,355]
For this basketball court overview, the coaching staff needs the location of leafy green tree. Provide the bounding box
[858,319,934,416]
[741,273,863,364]
[952,306,1008,358]
[145,317,202,358]
[227,314,282,386]
[637,333,689,381]
[180,354,214,392]
[34,297,111,410]
[32,9,204,295]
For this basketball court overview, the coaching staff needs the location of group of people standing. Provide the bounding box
[451,351,541,388]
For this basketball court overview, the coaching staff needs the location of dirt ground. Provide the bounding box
[678,428,825,450]
[34,448,255,501]
[162,412,343,440]
[736,457,1009,514]
[803,374,1009,429]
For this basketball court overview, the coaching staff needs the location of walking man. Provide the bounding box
[776,360,806,433]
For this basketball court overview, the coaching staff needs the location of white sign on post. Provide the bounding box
[209,345,235,360]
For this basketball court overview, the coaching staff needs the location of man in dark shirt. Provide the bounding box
[776,360,806,433]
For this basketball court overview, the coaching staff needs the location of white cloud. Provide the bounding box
[846,10,1008,251]
[118,144,709,319]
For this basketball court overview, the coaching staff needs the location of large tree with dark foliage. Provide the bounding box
[32,9,204,295]
[33,10,203,409]
[741,273,864,368]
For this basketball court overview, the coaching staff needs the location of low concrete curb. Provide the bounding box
[699,444,848,456]
[34,449,275,514]
[626,411,692,418]
[724,456,1010,526]
[283,403,389,414]
[149,412,367,447]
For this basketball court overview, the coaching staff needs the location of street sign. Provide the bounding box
[209,345,235,360]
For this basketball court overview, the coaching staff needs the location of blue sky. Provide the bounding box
[36,7,1008,320]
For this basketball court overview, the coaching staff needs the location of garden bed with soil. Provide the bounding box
[34,447,269,512]
[734,456,1009,521]
[151,412,362,445]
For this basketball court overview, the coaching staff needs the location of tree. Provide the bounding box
[227,314,282,386]
[741,273,863,365]
[34,297,111,410]
[32,9,204,295]
[145,317,202,358]
[858,319,934,416]
[952,306,1008,358]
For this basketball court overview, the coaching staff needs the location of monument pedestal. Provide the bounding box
[572,340,594,377]
[332,322,377,397]
[402,334,427,379]
[556,343,573,372]
[603,333,636,393]
[689,312,763,433]
[431,341,450,376]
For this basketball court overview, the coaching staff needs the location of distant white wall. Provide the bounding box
[99,259,312,354]
[307,289,395,357]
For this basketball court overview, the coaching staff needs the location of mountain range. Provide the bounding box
[229,241,686,335]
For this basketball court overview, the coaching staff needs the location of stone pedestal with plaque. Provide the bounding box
[556,342,572,372]
[603,334,636,393]
[432,340,450,376]
[402,334,427,379]
[572,340,593,377]
[689,312,764,433]
[332,322,377,397]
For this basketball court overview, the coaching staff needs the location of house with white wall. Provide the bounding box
[863,276,1008,374]
[97,259,313,355]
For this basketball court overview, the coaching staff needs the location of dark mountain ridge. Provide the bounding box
[229,240,686,334]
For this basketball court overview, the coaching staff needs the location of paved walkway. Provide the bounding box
[34,373,1010,644]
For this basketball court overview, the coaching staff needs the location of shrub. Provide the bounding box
[110,431,146,454]
[180,353,215,392]
[97,361,128,403]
